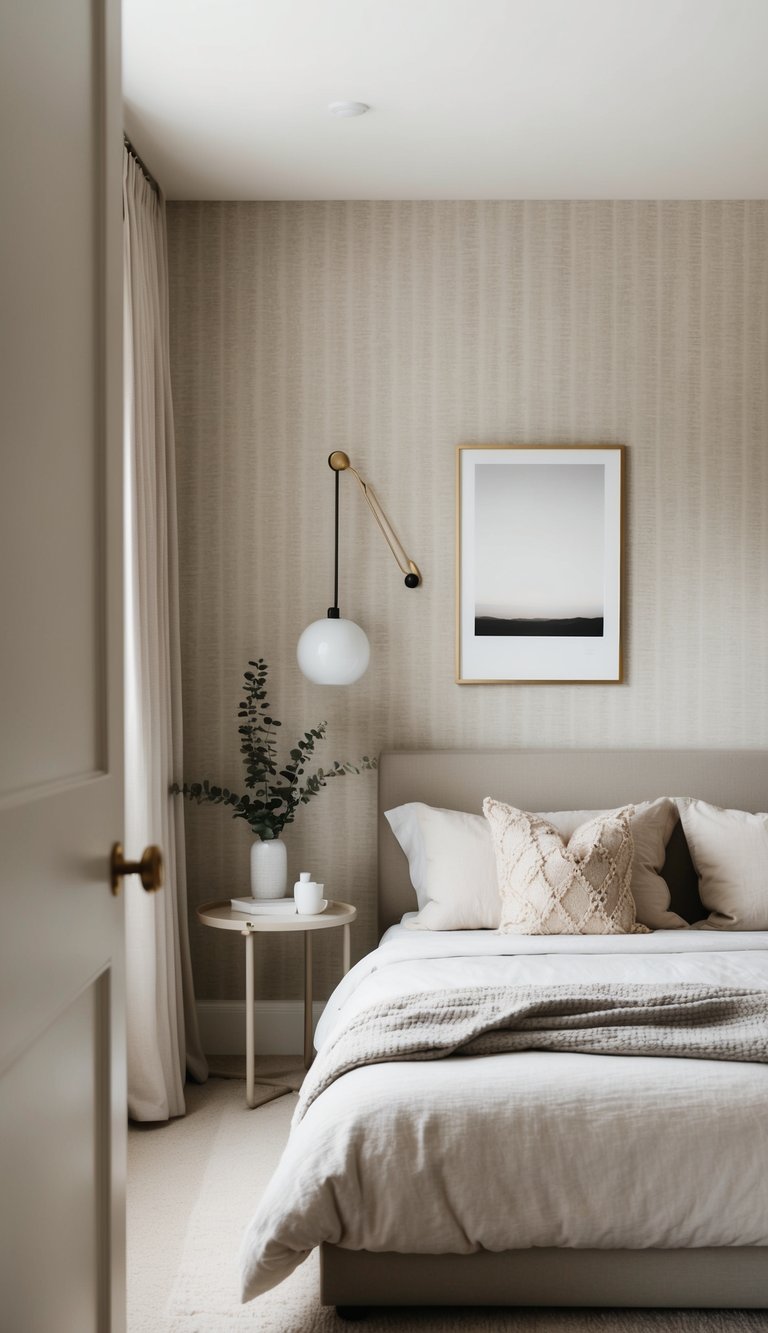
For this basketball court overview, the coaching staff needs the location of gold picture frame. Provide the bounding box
[456,445,624,684]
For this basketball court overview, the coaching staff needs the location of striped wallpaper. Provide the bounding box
[167,201,768,1003]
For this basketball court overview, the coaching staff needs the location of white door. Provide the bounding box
[0,1,125,1330]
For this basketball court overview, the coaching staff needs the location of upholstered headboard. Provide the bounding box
[377,750,768,936]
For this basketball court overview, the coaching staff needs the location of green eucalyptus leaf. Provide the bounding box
[174,656,374,841]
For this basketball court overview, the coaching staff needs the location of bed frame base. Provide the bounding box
[321,1244,768,1309]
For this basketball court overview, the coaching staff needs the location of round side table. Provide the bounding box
[196,899,357,1107]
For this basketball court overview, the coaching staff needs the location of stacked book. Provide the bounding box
[230,896,297,916]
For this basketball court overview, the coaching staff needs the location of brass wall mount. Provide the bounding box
[328,452,421,588]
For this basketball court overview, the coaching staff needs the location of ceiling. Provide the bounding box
[122,0,768,201]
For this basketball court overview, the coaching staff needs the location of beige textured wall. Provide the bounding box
[167,201,768,1003]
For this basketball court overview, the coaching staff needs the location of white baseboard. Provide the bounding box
[196,1000,327,1056]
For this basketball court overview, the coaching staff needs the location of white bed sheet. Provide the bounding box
[241,925,768,1302]
[315,919,768,1046]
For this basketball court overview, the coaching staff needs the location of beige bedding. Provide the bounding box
[296,982,768,1123]
[240,928,768,1303]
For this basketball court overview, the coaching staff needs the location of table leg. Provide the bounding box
[245,930,256,1108]
[304,932,313,1069]
[343,922,351,975]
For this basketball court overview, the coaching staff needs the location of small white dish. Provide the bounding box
[296,897,328,916]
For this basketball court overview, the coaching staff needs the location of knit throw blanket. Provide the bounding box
[295,984,768,1124]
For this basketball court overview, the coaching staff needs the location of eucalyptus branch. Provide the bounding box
[171,659,376,840]
[297,756,377,808]
[170,781,249,816]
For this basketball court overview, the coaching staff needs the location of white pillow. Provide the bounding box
[385,797,683,931]
[384,803,498,930]
[484,799,648,936]
[678,798,768,931]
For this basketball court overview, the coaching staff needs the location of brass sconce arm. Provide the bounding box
[328,451,421,588]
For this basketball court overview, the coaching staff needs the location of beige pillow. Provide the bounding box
[385,798,682,931]
[484,799,649,936]
[540,799,684,930]
[678,798,768,931]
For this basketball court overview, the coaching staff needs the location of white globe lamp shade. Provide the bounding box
[297,617,370,685]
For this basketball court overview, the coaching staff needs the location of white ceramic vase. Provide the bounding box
[250,837,288,899]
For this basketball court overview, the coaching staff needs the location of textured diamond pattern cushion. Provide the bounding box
[483,798,650,936]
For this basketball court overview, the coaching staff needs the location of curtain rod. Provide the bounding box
[123,135,160,195]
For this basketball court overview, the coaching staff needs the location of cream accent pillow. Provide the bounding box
[385,798,682,931]
[678,798,768,931]
[484,799,649,936]
[540,799,685,930]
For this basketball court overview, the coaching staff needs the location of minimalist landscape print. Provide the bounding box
[474,464,605,638]
[457,445,623,683]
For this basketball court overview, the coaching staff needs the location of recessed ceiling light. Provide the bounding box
[328,101,369,118]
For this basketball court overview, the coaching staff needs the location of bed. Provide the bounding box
[240,749,768,1314]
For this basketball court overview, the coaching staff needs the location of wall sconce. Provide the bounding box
[297,452,421,685]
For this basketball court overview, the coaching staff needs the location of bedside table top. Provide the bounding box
[196,899,357,933]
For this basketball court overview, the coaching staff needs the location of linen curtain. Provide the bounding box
[123,147,207,1120]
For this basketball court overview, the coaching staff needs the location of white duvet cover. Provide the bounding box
[240,925,768,1301]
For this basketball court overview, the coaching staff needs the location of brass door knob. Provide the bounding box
[110,843,164,896]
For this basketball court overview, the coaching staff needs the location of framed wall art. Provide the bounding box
[456,445,624,684]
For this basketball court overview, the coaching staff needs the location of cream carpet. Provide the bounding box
[128,1066,768,1333]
